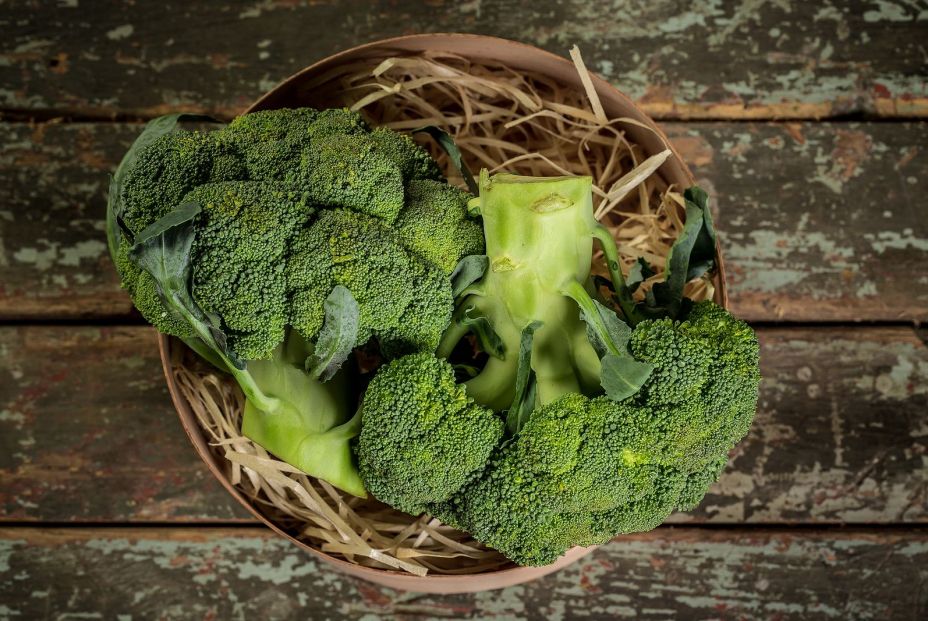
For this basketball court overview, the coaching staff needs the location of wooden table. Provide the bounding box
[1,2,926,619]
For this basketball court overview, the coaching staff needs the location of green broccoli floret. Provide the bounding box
[394,180,485,274]
[624,301,760,474]
[431,393,679,566]
[221,107,370,183]
[628,318,712,405]
[298,133,405,222]
[375,260,454,357]
[369,127,442,182]
[185,182,315,360]
[120,130,245,234]
[288,208,414,344]
[356,353,503,514]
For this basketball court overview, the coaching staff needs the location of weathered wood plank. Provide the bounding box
[2,325,925,523]
[1,526,925,620]
[1,121,925,321]
[1,1,926,120]
[0,326,251,522]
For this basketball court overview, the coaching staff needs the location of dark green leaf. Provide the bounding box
[106,113,216,260]
[563,280,652,400]
[683,186,718,281]
[600,354,654,402]
[413,126,478,195]
[627,257,656,293]
[506,321,543,435]
[450,255,488,298]
[461,306,505,359]
[129,204,244,370]
[306,285,360,382]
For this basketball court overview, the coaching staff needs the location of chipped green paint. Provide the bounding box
[0,0,926,119]
[1,528,926,620]
[2,325,924,525]
[2,122,926,322]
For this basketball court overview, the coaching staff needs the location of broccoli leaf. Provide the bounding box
[626,257,656,293]
[306,285,360,382]
[683,187,717,281]
[600,354,655,402]
[648,185,717,318]
[413,126,478,194]
[461,306,506,359]
[506,321,542,435]
[563,280,653,401]
[106,113,215,260]
[450,255,488,298]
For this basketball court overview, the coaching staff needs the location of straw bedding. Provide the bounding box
[173,47,715,576]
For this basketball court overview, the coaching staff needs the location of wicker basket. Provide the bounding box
[159,34,727,594]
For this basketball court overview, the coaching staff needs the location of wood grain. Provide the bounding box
[1,325,925,524]
[1,1,925,120]
[1,121,926,322]
[1,526,925,620]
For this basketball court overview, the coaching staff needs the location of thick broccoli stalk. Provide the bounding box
[356,353,504,514]
[437,171,648,413]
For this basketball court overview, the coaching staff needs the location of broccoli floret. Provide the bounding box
[394,180,485,274]
[369,127,442,182]
[432,393,676,566]
[222,107,321,144]
[375,260,454,358]
[298,133,405,222]
[185,182,315,360]
[625,301,760,474]
[356,353,503,514]
[288,209,413,343]
[628,317,712,405]
[121,130,244,234]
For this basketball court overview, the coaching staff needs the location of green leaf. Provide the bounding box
[461,306,505,359]
[506,321,543,435]
[106,113,216,260]
[563,280,652,400]
[626,257,656,293]
[683,186,718,281]
[450,255,488,298]
[413,126,478,194]
[600,354,654,402]
[648,185,717,318]
[306,285,360,382]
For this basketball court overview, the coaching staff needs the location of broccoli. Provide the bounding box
[120,129,246,234]
[287,208,454,355]
[356,353,504,514]
[356,171,758,566]
[437,170,653,413]
[430,393,682,566]
[107,108,480,497]
[394,180,485,274]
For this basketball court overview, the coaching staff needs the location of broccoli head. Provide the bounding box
[186,182,316,360]
[287,208,454,355]
[356,353,504,514]
[394,180,485,274]
[432,393,683,566]
[120,130,245,234]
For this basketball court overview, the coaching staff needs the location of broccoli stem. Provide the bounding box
[457,171,604,411]
[591,224,642,325]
